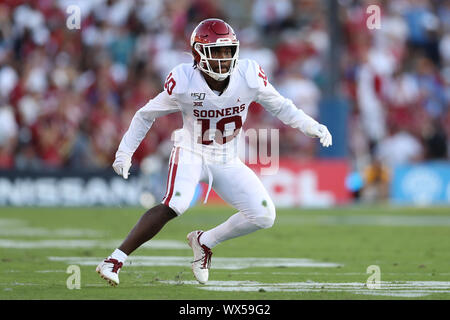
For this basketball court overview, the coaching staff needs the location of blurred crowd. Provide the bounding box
[0,0,449,198]
[341,0,450,201]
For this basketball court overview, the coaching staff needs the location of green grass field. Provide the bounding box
[1,205,449,300]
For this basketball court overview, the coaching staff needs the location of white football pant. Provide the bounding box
[161,146,276,248]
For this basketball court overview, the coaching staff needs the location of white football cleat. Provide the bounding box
[187,230,213,284]
[96,258,123,286]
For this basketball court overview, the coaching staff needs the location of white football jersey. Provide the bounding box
[117,59,318,163]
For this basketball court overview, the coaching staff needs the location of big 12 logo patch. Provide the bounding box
[191,92,205,107]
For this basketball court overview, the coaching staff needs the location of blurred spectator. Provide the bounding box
[252,0,295,37]
[374,123,424,169]
[0,103,17,168]
[403,0,440,63]
[277,68,321,158]
[355,48,390,152]
[239,27,278,79]
[422,119,448,160]
[415,55,447,118]
[361,159,390,203]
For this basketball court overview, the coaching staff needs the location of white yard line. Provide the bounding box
[158,280,450,297]
[0,239,189,250]
[280,215,450,226]
[0,218,103,237]
[48,256,343,269]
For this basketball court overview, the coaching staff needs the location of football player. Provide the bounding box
[97,18,332,286]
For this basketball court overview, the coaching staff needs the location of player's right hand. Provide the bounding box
[112,152,132,179]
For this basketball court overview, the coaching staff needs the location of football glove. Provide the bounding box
[304,123,333,147]
[112,151,132,179]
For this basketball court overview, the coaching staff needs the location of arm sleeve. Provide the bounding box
[255,81,319,132]
[117,90,180,156]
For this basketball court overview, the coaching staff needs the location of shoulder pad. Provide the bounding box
[238,59,269,89]
[164,63,193,95]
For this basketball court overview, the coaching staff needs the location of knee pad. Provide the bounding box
[247,198,276,229]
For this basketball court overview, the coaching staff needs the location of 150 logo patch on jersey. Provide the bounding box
[191,92,206,100]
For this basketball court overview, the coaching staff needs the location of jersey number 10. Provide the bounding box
[164,73,176,95]
[197,116,242,145]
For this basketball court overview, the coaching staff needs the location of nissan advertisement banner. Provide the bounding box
[0,159,351,208]
[0,170,142,206]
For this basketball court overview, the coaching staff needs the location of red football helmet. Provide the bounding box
[190,18,239,81]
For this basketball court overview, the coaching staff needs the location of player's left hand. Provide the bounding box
[305,123,332,147]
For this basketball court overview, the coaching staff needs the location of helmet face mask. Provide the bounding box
[190,19,239,82]
[194,42,239,81]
